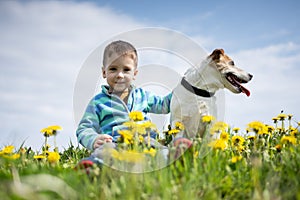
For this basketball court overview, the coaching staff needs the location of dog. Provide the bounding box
[170,49,253,139]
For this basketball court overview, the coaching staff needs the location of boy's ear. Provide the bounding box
[133,69,138,80]
[102,66,106,78]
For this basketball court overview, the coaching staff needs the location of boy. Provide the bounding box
[76,40,172,169]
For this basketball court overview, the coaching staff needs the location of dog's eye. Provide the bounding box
[229,61,235,66]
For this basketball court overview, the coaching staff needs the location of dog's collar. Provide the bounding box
[181,77,215,97]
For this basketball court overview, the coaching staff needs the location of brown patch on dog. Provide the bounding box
[209,49,225,61]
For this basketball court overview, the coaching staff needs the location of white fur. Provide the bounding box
[170,49,252,139]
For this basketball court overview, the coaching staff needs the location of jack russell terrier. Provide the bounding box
[170,49,253,139]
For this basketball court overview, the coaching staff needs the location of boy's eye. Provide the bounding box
[124,68,131,72]
[109,67,117,71]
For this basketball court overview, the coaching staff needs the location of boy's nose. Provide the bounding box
[117,71,124,78]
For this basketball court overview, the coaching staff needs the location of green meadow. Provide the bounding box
[1,112,299,200]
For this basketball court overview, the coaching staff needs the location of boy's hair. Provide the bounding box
[103,40,138,68]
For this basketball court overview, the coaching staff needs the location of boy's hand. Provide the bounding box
[93,134,113,149]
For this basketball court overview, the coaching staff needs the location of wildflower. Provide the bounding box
[210,121,229,134]
[280,135,297,145]
[287,114,293,120]
[231,155,243,163]
[272,117,279,124]
[202,115,215,123]
[112,150,144,163]
[275,144,282,152]
[175,122,184,131]
[7,153,20,160]
[0,145,14,155]
[247,135,256,140]
[277,113,287,121]
[167,129,180,135]
[141,121,157,131]
[247,121,267,135]
[235,145,245,153]
[208,139,228,150]
[143,148,156,157]
[231,135,245,146]
[2,153,20,160]
[220,131,230,141]
[123,121,146,135]
[232,127,240,133]
[290,128,298,136]
[118,130,134,144]
[34,155,47,160]
[266,125,275,134]
[47,151,60,163]
[40,125,62,137]
[129,111,144,121]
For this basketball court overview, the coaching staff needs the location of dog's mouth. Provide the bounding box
[225,73,251,96]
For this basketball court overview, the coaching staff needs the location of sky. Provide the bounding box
[1,0,300,151]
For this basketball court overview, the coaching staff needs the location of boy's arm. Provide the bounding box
[76,102,101,150]
[146,92,172,114]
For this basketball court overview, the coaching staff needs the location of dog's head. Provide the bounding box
[209,49,253,96]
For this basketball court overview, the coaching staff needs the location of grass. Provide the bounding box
[0,113,300,200]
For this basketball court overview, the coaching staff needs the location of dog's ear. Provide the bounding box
[209,49,224,60]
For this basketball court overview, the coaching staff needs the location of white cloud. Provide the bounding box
[0,1,143,150]
[224,43,300,129]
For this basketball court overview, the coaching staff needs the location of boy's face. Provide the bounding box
[102,54,138,93]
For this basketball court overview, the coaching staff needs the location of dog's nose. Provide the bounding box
[249,74,253,80]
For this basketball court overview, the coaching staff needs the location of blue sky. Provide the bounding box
[1,0,300,150]
[90,0,300,49]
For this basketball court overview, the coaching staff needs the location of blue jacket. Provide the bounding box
[76,85,171,150]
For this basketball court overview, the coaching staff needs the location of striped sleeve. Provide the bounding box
[145,90,172,114]
[76,99,101,150]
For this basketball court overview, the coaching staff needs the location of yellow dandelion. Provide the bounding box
[2,153,21,160]
[266,125,275,134]
[40,125,62,137]
[231,135,245,146]
[47,151,60,163]
[231,155,243,163]
[277,113,287,121]
[34,155,47,160]
[123,122,146,135]
[280,135,297,145]
[129,111,144,121]
[247,121,267,135]
[220,131,230,141]
[0,145,15,154]
[208,139,228,150]
[235,145,245,153]
[118,130,134,144]
[232,127,240,133]
[175,122,184,131]
[210,121,229,134]
[248,135,256,140]
[290,128,298,136]
[143,148,156,157]
[116,150,144,163]
[275,144,282,152]
[168,129,180,135]
[202,115,215,123]
[272,117,279,123]
[141,121,157,130]
[138,135,144,143]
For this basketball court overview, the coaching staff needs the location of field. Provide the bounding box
[0,112,300,200]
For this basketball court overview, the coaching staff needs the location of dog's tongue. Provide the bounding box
[240,85,250,97]
[232,76,251,97]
